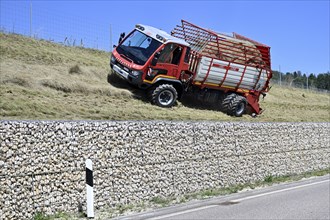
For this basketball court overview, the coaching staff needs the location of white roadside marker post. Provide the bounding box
[86,159,94,218]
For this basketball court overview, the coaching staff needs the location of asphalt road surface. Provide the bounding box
[116,175,330,220]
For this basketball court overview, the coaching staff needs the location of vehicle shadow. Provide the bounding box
[107,72,149,102]
[107,71,223,112]
[180,92,221,111]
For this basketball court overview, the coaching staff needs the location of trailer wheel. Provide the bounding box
[222,93,247,117]
[221,93,236,113]
[151,84,178,108]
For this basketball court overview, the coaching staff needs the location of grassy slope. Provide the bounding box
[0,33,329,121]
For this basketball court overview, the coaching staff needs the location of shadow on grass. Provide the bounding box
[180,93,221,111]
[107,71,225,112]
[107,72,149,102]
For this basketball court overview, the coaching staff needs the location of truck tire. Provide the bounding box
[151,84,178,108]
[222,93,247,117]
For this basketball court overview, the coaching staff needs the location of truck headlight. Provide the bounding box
[131,70,142,77]
[110,54,116,63]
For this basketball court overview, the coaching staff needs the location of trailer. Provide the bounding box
[110,20,272,116]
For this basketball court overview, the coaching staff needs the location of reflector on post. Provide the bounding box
[86,159,94,218]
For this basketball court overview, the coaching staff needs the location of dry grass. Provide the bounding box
[0,32,329,121]
[261,86,330,121]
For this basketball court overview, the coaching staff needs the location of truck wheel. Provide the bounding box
[222,93,247,117]
[151,84,178,108]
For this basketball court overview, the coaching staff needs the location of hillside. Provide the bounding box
[0,32,329,122]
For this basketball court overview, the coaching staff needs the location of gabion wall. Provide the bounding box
[1,121,329,219]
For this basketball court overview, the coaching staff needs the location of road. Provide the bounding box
[115,175,330,220]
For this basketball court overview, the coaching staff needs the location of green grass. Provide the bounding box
[1,32,329,121]
[261,169,330,185]
[264,174,274,183]
[117,204,135,214]
[33,211,76,220]
[150,196,175,207]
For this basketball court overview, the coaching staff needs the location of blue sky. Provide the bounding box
[1,0,329,74]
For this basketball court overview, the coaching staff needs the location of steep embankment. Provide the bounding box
[0,33,329,121]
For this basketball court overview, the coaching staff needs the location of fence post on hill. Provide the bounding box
[279,65,282,86]
[110,24,113,51]
[86,159,94,218]
[29,1,32,37]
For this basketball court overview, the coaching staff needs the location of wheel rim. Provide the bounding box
[236,101,245,115]
[158,90,174,106]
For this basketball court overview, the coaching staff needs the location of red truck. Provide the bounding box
[110,20,272,117]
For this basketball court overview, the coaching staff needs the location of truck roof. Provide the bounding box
[136,24,190,47]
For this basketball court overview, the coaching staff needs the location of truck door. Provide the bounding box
[150,43,183,78]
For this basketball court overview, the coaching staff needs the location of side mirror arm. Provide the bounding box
[151,51,161,66]
[118,32,126,45]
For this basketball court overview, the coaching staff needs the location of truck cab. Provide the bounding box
[110,24,191,107]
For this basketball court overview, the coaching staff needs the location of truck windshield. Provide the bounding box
[116,30,162,65]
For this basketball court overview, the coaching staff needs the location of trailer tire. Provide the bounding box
[151,84,178,108]
[221,93,236,113]
[222,93,247,117]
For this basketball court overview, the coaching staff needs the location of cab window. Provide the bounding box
[158,44,183,65]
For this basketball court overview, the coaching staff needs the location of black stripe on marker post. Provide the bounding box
[86,167,93,187]
[86,159,94,218]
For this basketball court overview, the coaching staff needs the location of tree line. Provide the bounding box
[271,70,330,91]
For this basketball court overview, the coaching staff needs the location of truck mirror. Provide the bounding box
[151,51,161,66]
[151,57,158,66]
[118,32,125,44]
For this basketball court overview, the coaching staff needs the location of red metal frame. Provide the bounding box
[236,65,248,90]
[173,20,271,70]
[253,68,263,90]
[246,91,262,115]
[172,20,272,114]
[218,62,231,88]
[201,58,214,87]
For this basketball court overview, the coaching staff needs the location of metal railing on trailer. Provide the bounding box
[171,20,272,92]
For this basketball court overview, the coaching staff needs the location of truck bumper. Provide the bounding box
[111,64,146,88]
[112,64,130,80]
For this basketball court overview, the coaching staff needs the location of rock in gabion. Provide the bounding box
[0,121,329,219]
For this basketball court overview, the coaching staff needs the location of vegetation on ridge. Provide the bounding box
[1,32,329,121]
